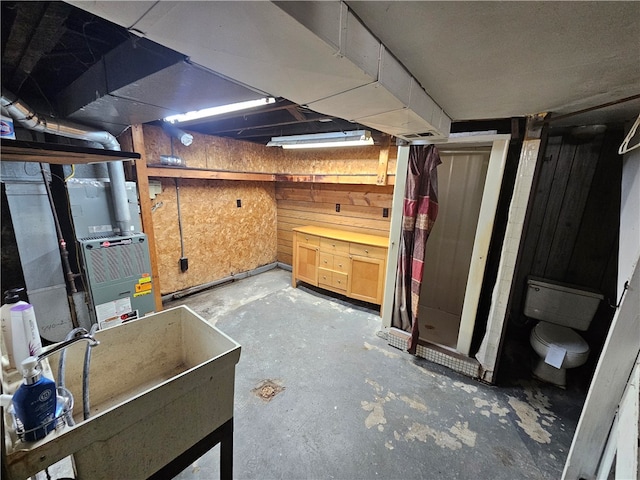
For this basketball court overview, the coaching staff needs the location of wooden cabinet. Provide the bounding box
[292,226,388,306]
[293,234,320,286]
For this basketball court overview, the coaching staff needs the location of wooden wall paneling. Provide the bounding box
[277,208,390,232]
[530,138,578,277]
[275,182,394,266]
[544,134,604,279]
[565,131,622,291]
[131,124,163,311]
[276,183,394,207]
[278,200,390,224]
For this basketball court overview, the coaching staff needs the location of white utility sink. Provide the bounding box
[2,305,241,479]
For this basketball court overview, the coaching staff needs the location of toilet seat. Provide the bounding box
[530,322,590,368]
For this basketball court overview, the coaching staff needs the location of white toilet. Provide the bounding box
[524,277,603,387]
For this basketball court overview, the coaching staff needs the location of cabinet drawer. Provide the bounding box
[349,243,387,259]
[320,238,350,254]
[319,252,334,269]
[318,268,333,287]
[297,232,320,246]
[331,272,348,290]
[318,269,348,292]
[333,255,349,273]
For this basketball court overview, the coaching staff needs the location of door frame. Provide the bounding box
[381,134,511,356]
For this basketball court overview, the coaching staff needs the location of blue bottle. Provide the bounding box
[12,356,57,442]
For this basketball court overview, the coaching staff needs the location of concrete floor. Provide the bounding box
[162,267,585,480]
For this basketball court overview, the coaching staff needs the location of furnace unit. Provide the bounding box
[78,234,155,329]
[67,178,155,328]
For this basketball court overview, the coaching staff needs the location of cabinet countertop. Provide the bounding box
[293,226,389,248]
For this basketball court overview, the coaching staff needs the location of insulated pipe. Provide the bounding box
[0,90,120,150]
[1,89,133,235]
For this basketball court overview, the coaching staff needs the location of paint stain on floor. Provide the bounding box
[449,420,477,447]
[363,341,401,358]
[508,396,552,444]
[507,383,557,444]
[453,381,478,393]
[362,379,478,452]
[473,397,510,417]
[361,398,387,430]
[399,394,429,413]
[405,422,463,450]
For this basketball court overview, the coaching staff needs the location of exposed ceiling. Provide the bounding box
[2,1,638,146]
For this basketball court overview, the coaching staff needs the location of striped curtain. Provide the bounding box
[392,144,441,354]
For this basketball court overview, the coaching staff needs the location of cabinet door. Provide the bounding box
[295,242,319,286]
[348,255,385,304]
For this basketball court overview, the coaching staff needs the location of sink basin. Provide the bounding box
[2,305,241,479]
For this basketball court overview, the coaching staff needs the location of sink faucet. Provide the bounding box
[36,329,100,363]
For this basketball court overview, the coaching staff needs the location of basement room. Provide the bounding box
[1,2,639,479]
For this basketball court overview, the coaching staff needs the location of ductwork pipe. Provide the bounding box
[1,89,133,235]
[162,121,193,146]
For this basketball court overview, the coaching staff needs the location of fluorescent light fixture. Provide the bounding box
[164,97,276,124]
[267,130,374,149]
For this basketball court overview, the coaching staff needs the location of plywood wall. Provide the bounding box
[137,125,399,294]
[276,183,394,265]
[149,179,277,294]
[141,125,397,175]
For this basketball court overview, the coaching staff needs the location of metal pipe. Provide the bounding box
[1,89,134,235]
[1,89,120,150]
[57,327,89,426]
[107,161,133,235]
[162,121,193,146]
[82,323,99,420]
[39,163,80,304]
[161,262,278,301]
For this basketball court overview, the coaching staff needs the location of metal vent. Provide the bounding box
[402,132,436,139]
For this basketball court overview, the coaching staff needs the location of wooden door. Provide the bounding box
[348,255,384,304]
[295,242,319,286]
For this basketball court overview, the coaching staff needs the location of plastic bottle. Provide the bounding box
[12,356,57,442]
[10,303,43,369]
[0,288,28,370]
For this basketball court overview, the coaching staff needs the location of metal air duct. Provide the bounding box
[1,89,133,235]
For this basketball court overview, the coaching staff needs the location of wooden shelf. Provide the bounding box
[147,165,275,182]
[1,139,140,164]
[147,165,395,185]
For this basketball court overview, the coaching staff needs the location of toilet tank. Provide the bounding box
[524,277,603,331]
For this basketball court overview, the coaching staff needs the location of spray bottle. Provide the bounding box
[0,288,28,370]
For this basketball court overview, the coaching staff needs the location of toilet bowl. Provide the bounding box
[529,322,590,386]
[524,277,602,387]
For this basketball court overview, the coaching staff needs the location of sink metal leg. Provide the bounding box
[148,418,234,480]
[220,423,233,480]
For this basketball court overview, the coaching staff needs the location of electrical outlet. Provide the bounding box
[383,208,389,218]
[336,203,340,212]
[236,199,242,208]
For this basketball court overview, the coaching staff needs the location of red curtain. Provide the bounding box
[392,145,441,354]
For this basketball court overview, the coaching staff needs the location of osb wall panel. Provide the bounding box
[276,183,394,265]
[142,125,397,176]
[150,179,277,294]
